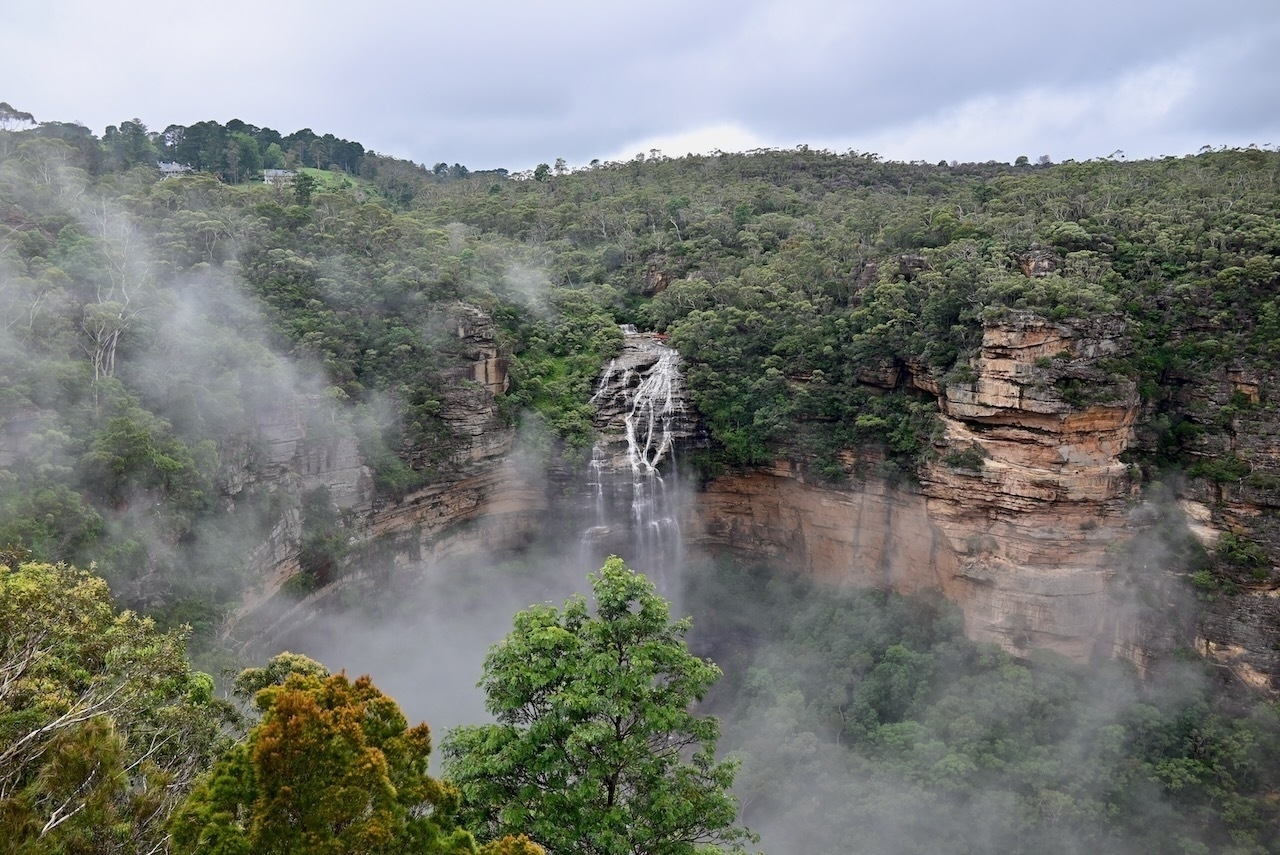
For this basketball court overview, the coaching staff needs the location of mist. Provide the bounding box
[0,134,420,636]
[4,120,1278,855]
[260,484,1266,854]
[225,310,1276,853]
[681,549,1267,855]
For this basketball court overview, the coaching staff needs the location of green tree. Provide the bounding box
[102,119,157,171]
[225,132,263,183]
[294,171,318,205]
[0,101,35,131]
[442,557,754,855]
[80,404,214,517]
[263,141,286,169]
[0,561,233,854]
[170,662,475,855]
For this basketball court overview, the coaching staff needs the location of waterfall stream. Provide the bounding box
[581,328,687,596]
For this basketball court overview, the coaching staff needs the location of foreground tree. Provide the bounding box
[169,660,475,855]
[442,557,754,855]
[0,561,233,854]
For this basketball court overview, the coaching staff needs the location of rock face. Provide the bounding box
[232,455,546,651]
[1147,365,1280,688]
[445,304,509,398]
[589,328,701,471]
[691,313,1151,664]
[1019,247,1059,278]
[223,304,544,650]
[223,305,1280,685]
[921,313,1142,660]
[688,458,954,594]
[218,402,373,512]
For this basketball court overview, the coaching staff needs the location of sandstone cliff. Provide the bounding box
[222,304,544,650]
[221,306,1280,687]
[922,313,1141,661]
[691,313,1191,669]
[1145,365,1280,688]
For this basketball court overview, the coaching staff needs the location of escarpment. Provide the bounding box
[580,328,700,593]
[222,305,545,650]
[919,314,1143,662]
[690,313,1149,663]
[1143,363,1280,688]
[222,306,1280,687]
[692,313,1280,680]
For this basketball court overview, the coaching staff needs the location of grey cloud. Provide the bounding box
[4,0,1279,167]
[1167,22,1280,141]
[688,0,1258,139]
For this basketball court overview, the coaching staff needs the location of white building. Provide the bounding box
[157,161,192,179]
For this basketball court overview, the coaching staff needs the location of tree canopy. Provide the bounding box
[685,559,1280,855]
[169,656,476,855]
[0,561,234,854]
[3,106,1280,854]
[442,557,754,855]
[3,111,1278,631]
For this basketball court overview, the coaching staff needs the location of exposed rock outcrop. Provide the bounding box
[232,456,545,651]
[217,402,372,512]
[222,306,1280,686]
[223,304,542,649]
[922,313,1142,660]
[1019,246,1059,278]
[581,328,698,591]
[688,457,953,594]
[589,327,700,470]
[1151,365,1280,688]
[692,313,1151,664]
[442,303,509,398]
[688,316,1280,681]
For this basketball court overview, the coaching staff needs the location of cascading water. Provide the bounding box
[581,327,689,597]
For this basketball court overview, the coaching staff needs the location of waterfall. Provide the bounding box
[624,346,680,474]
[581,328,688,598]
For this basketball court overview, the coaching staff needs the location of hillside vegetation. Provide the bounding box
[2,108,1280,853]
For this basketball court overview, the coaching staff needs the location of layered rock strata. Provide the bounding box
[691,313,1148,664]
[581,328,699,590]
[920,314,1142,661]
[223,305,1280,684]
[224,304,544,649]
[589,327,701,470]
[1156,366,1280,687]
[232,455,545,651]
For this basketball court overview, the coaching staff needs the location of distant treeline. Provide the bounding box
[1,102,505,197]
[17,114,363,181]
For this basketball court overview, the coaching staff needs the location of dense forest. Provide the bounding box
[2,103,1280,853]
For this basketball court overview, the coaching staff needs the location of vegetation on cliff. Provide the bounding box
[3,110,1278,624]
[2,106,1280,853]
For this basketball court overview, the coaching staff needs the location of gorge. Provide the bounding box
[223,306,1280,694]
[4,131,1280,851]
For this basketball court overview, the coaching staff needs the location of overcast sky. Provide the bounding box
[5,0,1278,171]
